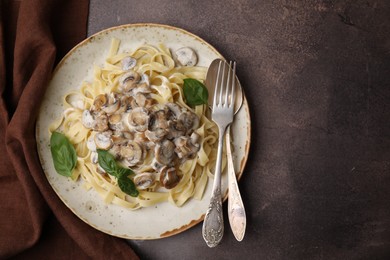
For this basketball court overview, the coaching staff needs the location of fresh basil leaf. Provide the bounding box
[116,166,134,178]
[50,132,77,177]
[96,149,119,177]
[118,175,139,197]
[96,149,135,177]
[183,78,208,107]
[97,149,138,197]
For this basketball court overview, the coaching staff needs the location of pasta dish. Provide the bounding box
[50,39,223,210]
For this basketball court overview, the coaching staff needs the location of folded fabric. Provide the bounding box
[0,0,138,259]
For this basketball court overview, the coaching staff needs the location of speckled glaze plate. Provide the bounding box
[36,23,251,239]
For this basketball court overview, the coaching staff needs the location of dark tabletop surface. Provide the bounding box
[88,1,390,259]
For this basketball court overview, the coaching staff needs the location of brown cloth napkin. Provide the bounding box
[0,0,139,259]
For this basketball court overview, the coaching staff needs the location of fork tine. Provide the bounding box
[219,61,226,106]
[225,61,232,106]
[230,61,236,108]
[213,60,222,109]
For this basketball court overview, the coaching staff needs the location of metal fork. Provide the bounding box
[202,60,236,247]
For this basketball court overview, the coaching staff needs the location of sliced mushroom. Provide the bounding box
[155,140,176,165]
[179,111,200,133]
[87,135,97,152]
[92,94,108,111]
[111,131,134,144]
[120,140,143,166]
[116,95,132,114]
[159,166,180,189]
[133,131,147,143]
[90,151,98,164]
[166,120,186,140]
[94,131,113,150]
[102,93,120,115]
[108,114,125,132]
[133,132,148,160]
[144,99,154,108]
[121,71,141,84]
[149,109,169,130]
[144,140,156,151]
[134,172,155,190]
[82,110,95,129]
[122,131,134,140]
[111,134,126,145]
[131,93,147,108]
[144,108,170,141]
[175,47,197,66]
[151,157,163,171]
[93,113,109,132]
[131,83,152,96]
[174,132,200,159]
[108,143,122,159]
[127,107,149,132]
[166,103,183,120]
[145,128,167,142]
[109,113,121,124]
[122,56,137,71]
[120,71,141,93]
[173,137,189,159]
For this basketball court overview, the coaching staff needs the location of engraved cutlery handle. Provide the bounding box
[227,126,246,241]
[202,187,223,247]
[202,126,226,247]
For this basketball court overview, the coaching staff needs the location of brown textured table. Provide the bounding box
[88,1,390,259]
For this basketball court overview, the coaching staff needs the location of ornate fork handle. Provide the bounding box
[202,187,223,247]
[202,125,227,247]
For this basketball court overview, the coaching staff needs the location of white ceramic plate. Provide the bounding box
[36,23,251,239]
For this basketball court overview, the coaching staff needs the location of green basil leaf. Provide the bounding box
[116,166,134,178]
[183,78,208,107]
[118,175,139,197]
[96,149,135,178]
[96,149,119,177]
[50,132,77,177]
[97,149,138,197]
